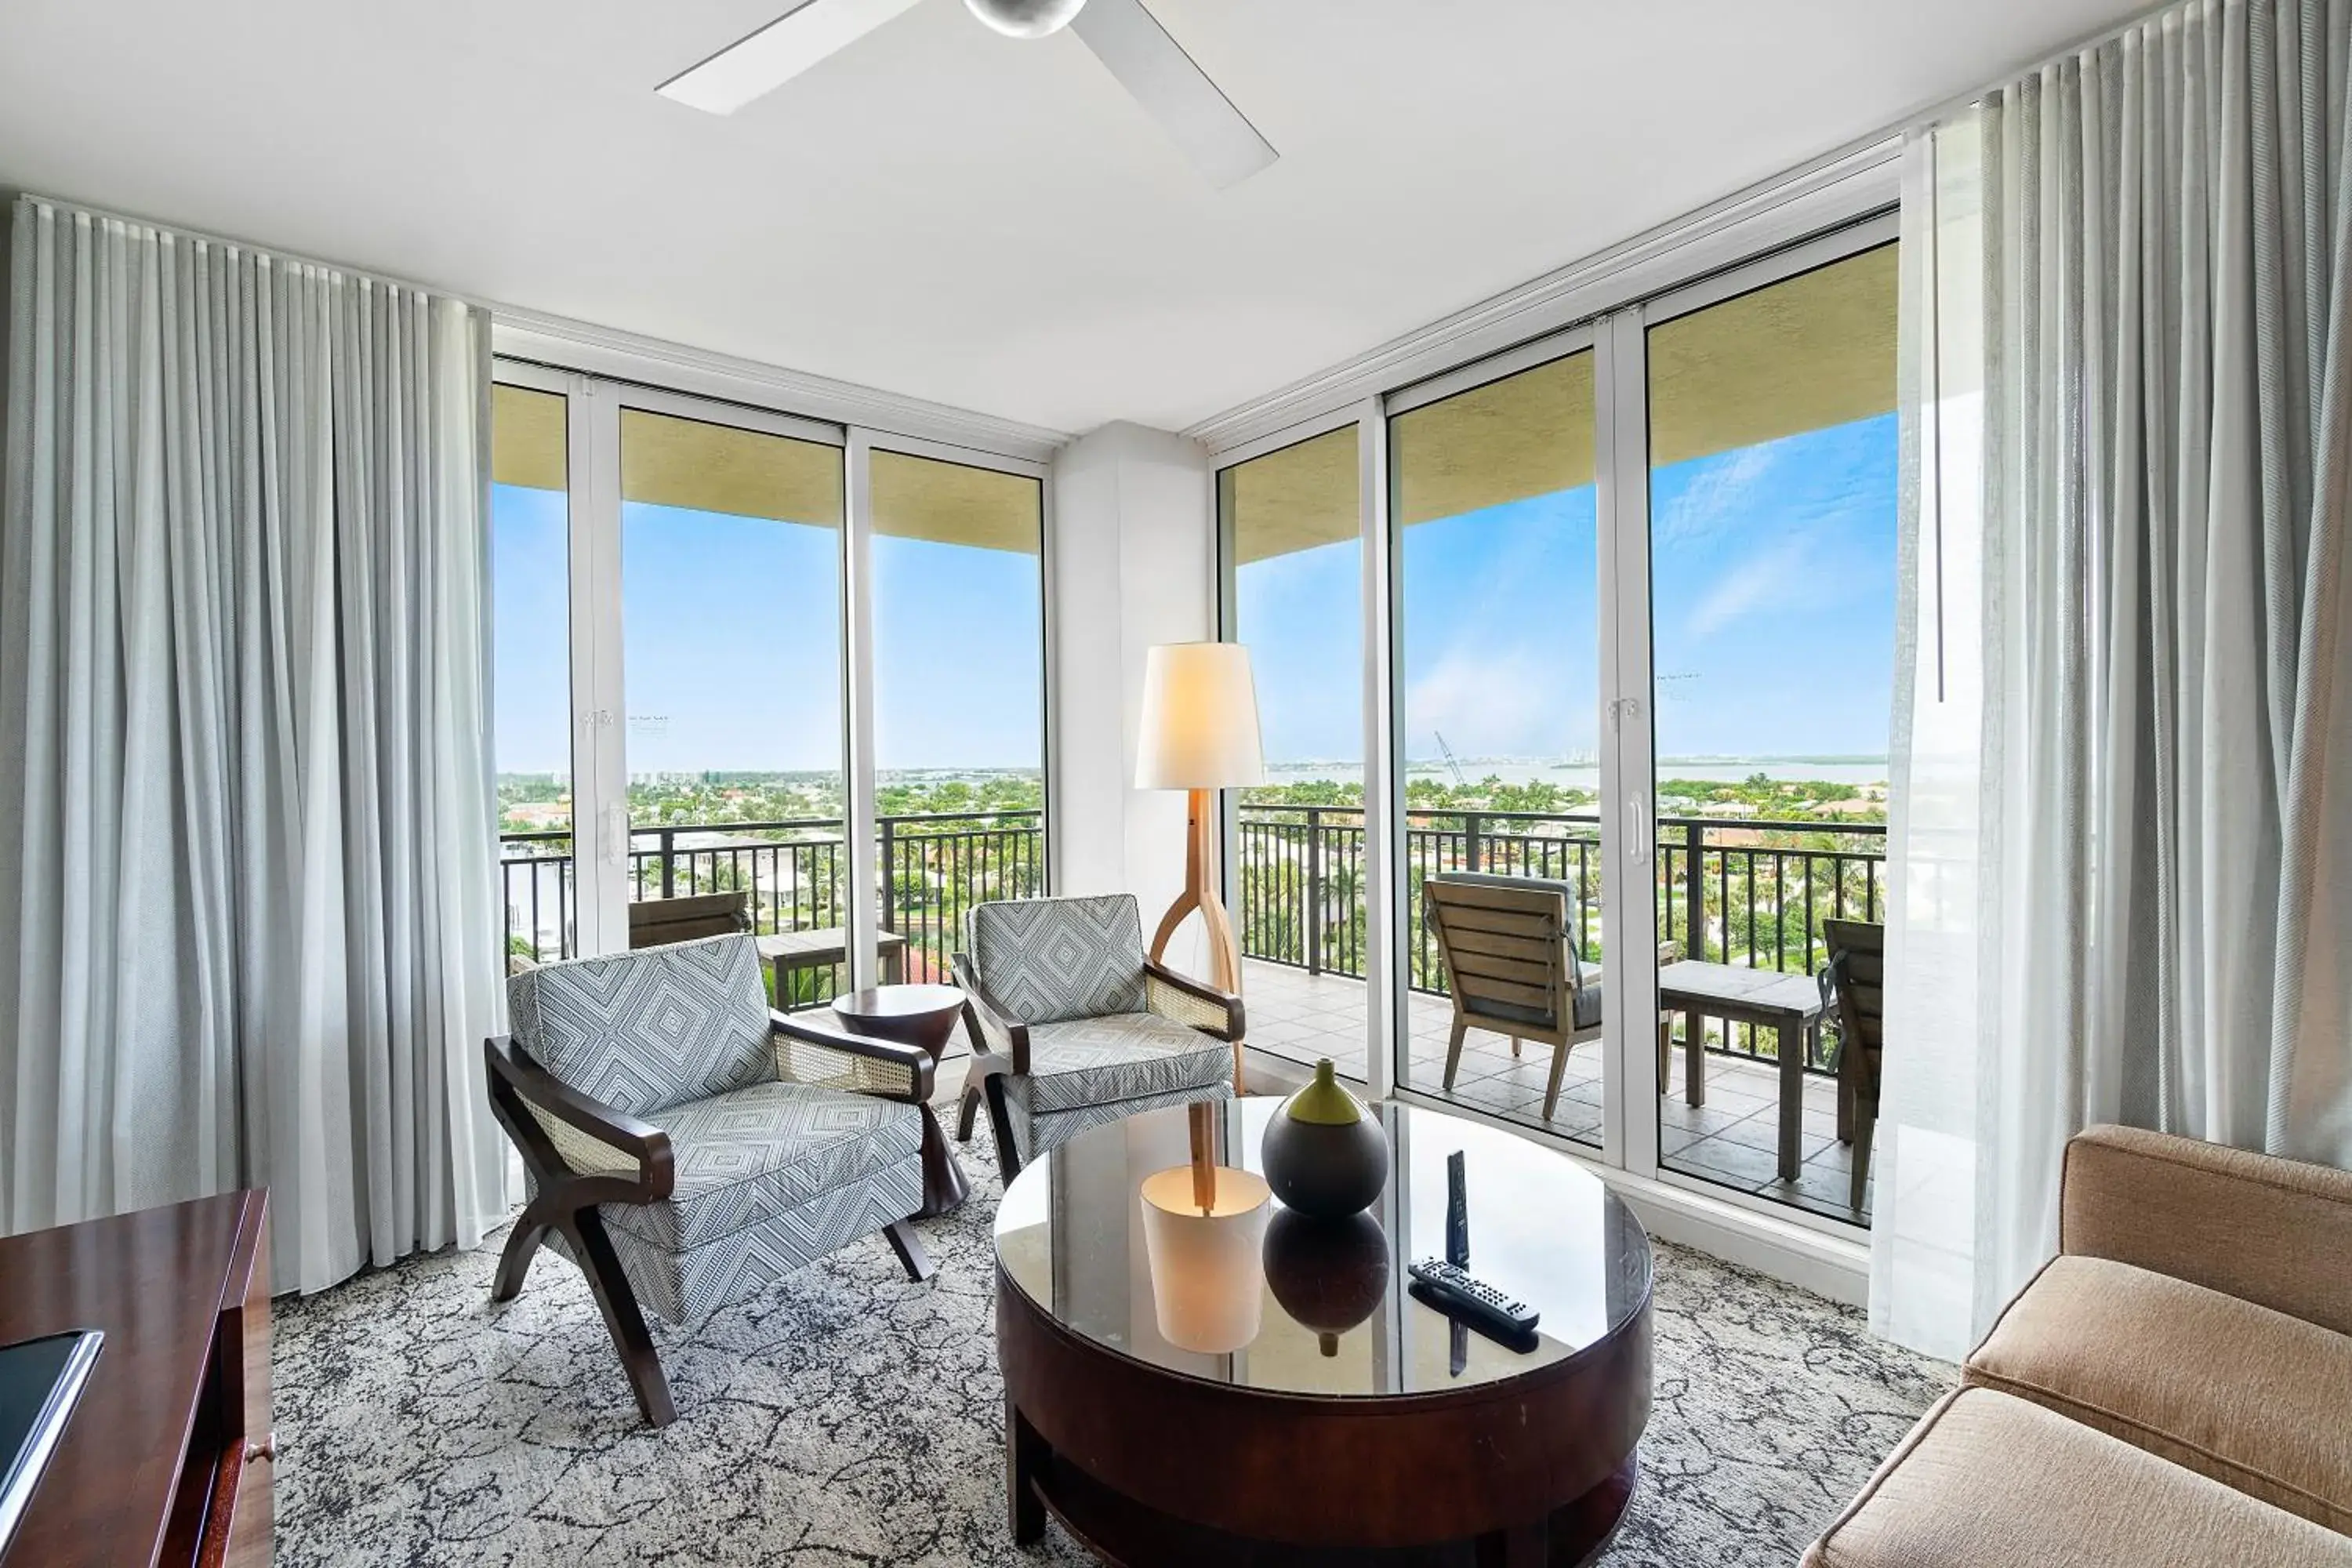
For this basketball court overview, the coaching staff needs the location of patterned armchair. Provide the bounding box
[952,893,1243,1185]
[485,934,935,1427]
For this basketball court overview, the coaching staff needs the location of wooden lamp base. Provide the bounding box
[1147,786,1247,1094]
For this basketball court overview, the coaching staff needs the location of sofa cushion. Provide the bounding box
[601,1081,925,1252]
[1019,1082,1236,1163]
[1962,1254,2352,1534]
[967,895,1150,1025]
[1803,1387,2352,1568]
[1006,1011,1235,1118]
[507,935,773,1117]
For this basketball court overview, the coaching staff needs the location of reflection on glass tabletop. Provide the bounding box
[993,1097,1651,1399]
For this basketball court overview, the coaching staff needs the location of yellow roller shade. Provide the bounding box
[621,408,842,528]
[1222,423,1359,566]
[872,448,1041,554]
[491,383,565,492]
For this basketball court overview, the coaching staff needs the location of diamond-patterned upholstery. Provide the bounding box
[508,935,772,1117]
[966,894,1149,1025]
[1008,1012,1235,1116]
[561,1156,925,1323]
[505,935,927,1327]
[602,1081,923,1252]
[963,895,1236,1167]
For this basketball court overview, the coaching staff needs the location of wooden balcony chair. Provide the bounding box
[485,933,935,1427]
[627,889,750,948]
[1427,873,1682,1122]
[1817,916,1885,1213]
[952,893,1243,1186]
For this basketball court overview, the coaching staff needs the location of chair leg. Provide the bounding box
[1542,1040,1571,1121]
[1657,1014,1671,1087]
[565,1210,676,1428]
[884,1218,936,1283]
[489,1218,550,1303]
[1510,1035,1523,1058]
[985,1071,1024,1187]
[1443,1015,1470,1091]
[1850,1105,1877,1214]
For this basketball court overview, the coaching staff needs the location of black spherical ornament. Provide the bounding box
[964,0,1088,39]
[1261,1059,1391,1219]
[1262,1208,1390,1357]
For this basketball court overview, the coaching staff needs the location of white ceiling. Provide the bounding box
[0,0,2141,436]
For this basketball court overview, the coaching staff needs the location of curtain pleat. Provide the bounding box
[0,197,504,1293]
[1878,0,2352,1359]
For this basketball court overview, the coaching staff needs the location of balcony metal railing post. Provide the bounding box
[879,815,899,935]
[1682,818,1706,964]
[658,826,677,898]
[1305,806,1325,976]
[1464,811,1483,873]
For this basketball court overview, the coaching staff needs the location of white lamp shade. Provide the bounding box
[1135,642,1266,789]
[1138,1163,1272,1354]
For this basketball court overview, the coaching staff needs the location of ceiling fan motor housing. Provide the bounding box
[964,0,1089,39]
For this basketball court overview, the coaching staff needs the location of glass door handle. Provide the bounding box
[1625,795,1650,862]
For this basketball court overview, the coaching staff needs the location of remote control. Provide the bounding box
[1408,1258,1539,1338]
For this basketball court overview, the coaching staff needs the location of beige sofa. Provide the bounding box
[1806,1125,2352,1567]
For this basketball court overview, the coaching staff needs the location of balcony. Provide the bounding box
[500,797,1879,1221]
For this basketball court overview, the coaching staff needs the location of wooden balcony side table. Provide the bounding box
[833,983,970,1219]
[1657,960,1826,1183]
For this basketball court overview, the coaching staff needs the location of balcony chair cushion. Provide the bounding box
[1802,1387,2352,1568]
[1013,1011,1236,1115]
[601,1081,925,1253]
[506,934,775,1118]
[967,894,1149,1025]
[574,1149,926,1323]
[1961,1254,2352,1533]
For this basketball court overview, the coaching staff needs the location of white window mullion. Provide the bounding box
[574,377,632,957]
[844,430,880,992]
[1597,308,1662,1176]
[1359,396,1398,1102]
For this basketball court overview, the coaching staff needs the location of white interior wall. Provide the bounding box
[1048,422,1215,973]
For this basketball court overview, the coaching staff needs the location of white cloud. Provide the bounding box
[1657,441,1780,546]
[1405,646,1580,756]
[1687,532,1817,638]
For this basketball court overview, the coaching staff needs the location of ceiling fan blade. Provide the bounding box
[658,0,927,114]
[1068,0,1278,188]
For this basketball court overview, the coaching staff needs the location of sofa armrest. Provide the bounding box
[2060,1124,2352,1336]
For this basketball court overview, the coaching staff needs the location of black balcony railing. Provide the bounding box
[1233,803,1884,1075]
[499,810,1046,989]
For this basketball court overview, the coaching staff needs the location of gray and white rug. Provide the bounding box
[274,1126,1948,1566]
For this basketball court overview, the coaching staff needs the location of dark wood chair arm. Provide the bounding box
[485,1035,675,1203]
[951,953,1031,1075]
[768,1010,936,1104]
[1144,959,1247,1043]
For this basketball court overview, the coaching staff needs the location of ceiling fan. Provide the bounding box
[657,0,1278,189]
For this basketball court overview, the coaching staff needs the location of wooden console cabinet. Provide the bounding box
[0,1192,272,1566]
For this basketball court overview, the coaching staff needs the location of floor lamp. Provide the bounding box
[1135,642,1264,1090]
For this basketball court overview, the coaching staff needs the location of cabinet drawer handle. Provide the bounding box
[245,1436,277,1464]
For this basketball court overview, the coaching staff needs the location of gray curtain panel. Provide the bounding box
[1973,0,2352,1301]
[0,197,507,1293]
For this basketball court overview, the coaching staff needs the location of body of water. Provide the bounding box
[1266,757,1891,789]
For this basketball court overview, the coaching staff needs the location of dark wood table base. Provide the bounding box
[1011,1403,1637,1568]
[831,984,971,1218]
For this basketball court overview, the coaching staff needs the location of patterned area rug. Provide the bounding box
[274,1124,1948,1566]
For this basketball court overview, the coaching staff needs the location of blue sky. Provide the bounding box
[1238,412,1899,767]
[491,489,1044,776]
[494,412,1894,778]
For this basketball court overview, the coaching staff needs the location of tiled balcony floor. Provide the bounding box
[1241,958,1873,1226]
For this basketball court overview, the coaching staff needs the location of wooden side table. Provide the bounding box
[1657,960,1825,1182]
[833,984,970,1218]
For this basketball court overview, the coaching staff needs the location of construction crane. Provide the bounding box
[1434,731,1468,788]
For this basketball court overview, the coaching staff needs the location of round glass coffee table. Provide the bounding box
[994,1098,1653,1566]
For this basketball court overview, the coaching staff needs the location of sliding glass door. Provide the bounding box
[1211,216,1900,1232]
[1385,339,1605,1149]
[1217,423,1366,1077]
[487,369,1051,1004]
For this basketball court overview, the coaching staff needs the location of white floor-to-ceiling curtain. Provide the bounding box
[1876,0,2352,1359]
[0,196,508,1294]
